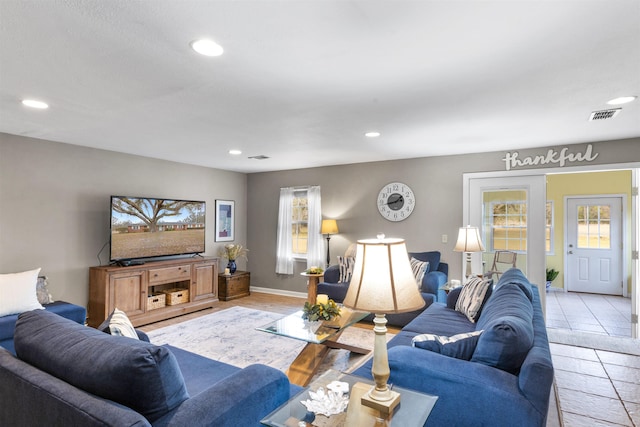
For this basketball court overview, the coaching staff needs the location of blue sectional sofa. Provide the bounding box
[0,309,301,426]
[318,251,448,327]
[353,268,554,427]
[0,301,86,355]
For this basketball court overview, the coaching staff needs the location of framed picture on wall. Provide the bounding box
[215,200,235,242]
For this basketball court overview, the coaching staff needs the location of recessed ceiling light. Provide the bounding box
[21,99,49,109]
[229,149,242,155]
[190,39,224,57]
[365,131,381,138]
[607,96,637,105]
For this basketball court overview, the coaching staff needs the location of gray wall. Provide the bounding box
[247,138,640,295]
[1,132,638,308]
[0,133,247,307]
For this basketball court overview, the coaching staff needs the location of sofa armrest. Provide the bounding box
[0,348,151,427]
[154,364,291,427]
[422,271,447,297]
[381,346,546,426]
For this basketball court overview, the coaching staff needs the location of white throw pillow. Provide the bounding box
[0,268,45,317]
[106,308,139,339]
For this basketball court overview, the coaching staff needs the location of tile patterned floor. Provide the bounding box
[546,289,632,337]
[550,342,639,426]
[545,289,638,426]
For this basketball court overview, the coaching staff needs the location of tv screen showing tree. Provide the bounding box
[110,196,206,261]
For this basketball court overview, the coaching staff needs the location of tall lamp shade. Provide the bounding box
[321,219,339,267]
[343,236,425,414]
[453,225,485,279]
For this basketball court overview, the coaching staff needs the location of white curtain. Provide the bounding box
[275,187,294,274]
[306,186,325,269]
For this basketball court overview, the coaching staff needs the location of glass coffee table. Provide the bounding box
[261,369,438,427]
[256,308,370,387]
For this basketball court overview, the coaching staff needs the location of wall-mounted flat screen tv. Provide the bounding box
[110,196,206,262]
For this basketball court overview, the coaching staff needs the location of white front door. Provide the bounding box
[566,197,623,295]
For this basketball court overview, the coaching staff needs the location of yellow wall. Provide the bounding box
[546,170,633,293]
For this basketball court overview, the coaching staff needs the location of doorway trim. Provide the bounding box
[463,161,639,339]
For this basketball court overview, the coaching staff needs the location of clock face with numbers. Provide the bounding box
[377,182,415,222]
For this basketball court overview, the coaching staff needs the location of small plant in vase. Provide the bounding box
[546,268,559,290]
[302,299,341,322]
[304,266,324,274]
[218,244,248,274]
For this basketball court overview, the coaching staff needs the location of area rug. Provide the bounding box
[147,306,390,376]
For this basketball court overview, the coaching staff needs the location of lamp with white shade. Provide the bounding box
[453,225,485,279]
[342,235,425,415]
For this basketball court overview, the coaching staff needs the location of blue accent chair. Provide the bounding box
[317,251,448,327]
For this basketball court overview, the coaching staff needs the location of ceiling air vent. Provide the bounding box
[589,108,621,121]
[248,155,270,160]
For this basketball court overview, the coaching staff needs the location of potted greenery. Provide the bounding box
[546,268,559,290]
[302,299,341,322]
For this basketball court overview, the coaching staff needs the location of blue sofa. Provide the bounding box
[0,309,301,426]
[318,251,448,327]
[0,301,86,355]
[353,268,554,427]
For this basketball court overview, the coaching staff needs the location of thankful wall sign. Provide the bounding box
[502,144,599,171]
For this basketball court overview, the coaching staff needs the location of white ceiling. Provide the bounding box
[1,1,639,173]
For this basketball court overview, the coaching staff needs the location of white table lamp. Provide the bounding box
[342,235,425,415]
[453,225,485,279]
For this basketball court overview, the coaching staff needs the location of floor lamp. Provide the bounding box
[343,235,425,415]
[453,225,485,279]
[321,219,339,267]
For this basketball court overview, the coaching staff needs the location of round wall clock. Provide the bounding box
[377,182,415,222]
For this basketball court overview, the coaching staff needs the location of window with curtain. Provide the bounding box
[275,186,324,274]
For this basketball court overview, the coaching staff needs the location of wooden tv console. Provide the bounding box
[88,256,219,328]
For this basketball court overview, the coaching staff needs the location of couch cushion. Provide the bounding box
[455,277,492,322]
[402,303,475,336]
[471,315,534,374]
[14,310,189,422]
[495,268,533,302]
[0,268,44,317]
[471,280,535,374]
[412,330,482,360]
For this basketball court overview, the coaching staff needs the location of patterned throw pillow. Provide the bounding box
[455,277,492,322]
[98,308,139,340]
[36,276,54,304]
[337,256,355,283]
[410,257,429,288]
[412,330,483,360]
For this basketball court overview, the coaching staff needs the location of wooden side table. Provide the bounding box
[300,272,324,304]
[218,271,250,301]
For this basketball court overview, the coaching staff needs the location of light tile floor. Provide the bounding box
[546,288,632,337]
[545,289,638,426]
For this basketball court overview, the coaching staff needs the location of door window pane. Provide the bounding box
[577,205,611,249]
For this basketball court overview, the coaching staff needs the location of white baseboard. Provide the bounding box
[250,286,307,299]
